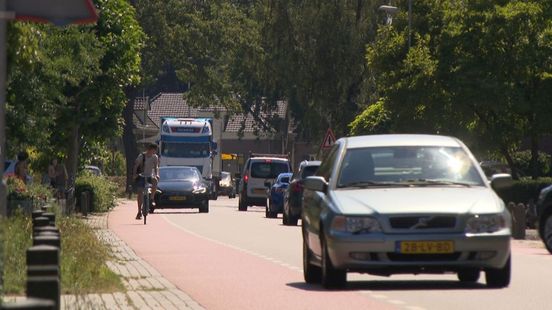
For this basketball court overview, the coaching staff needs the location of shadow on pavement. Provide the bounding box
[153,210,201,215]
[287,279,488,292]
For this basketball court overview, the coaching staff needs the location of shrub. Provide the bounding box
[6,176,32,201]
[75,174,117,213]
[512,150,551,178]
[1,211,32,294]
[106,176,128,198]
[349,100,392,136]
[495,177,552,204]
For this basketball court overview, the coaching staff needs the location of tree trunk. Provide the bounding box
[123,92,138,192]
[65,122,80,210]
[530,133,539,180]
[500,145,519,180]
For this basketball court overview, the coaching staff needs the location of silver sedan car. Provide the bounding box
[302,134,512,289]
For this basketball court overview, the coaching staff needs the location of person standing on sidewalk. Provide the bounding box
[55,160,68,200]
[48,158,58,188]
[132,143,159,220]
[14,151,29,184]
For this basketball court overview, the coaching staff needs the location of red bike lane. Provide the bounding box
[108,201,395,310]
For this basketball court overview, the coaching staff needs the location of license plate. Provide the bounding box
[253,188,266,194]
[397,241,454,254]
[169,196,186,201]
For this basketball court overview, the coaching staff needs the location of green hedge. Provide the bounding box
[75,174,117,212]
[496,178,552,204]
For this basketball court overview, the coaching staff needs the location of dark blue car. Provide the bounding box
[266,172,293,218]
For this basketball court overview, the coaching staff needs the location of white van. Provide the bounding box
[238,154,291,211]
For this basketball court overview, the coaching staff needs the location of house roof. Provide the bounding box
[225,101,288,134]
[133,93,288,134]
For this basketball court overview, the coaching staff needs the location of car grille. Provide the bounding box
[389,216,456,229]
[387,253,461,262]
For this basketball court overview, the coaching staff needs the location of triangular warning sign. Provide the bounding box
[321,128,336,149]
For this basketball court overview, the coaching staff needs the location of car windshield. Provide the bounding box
[161,142,210,158]
[301,165,319,179]
[251,161,290,179]
[337,146,484,188]
[160,167,199,181]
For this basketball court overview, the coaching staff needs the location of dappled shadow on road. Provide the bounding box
[287,279,488,292]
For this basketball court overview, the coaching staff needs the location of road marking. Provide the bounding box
[161,213,421,309]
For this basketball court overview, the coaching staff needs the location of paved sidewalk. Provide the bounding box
[5,208,205,309]
[75,209,204,310]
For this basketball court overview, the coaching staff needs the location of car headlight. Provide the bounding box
[330,216,382,234]
[465,214,507,234]
[192,186,207,194]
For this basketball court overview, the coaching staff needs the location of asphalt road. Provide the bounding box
[110,198,552,310]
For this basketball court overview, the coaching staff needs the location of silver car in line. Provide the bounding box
[302,134,513,289]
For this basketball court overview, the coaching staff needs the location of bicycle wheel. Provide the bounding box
[142,192,149,225]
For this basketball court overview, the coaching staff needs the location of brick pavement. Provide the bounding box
[6,207,204,309]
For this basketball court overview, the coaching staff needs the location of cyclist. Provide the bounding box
[132,143,160,220]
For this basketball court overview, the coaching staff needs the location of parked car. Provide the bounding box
[153,166,210,213]
[283,160,321,226]
[238,154,291,211]
[218,171,236,198]
[536,185,552,254]
[302,134,513,289]
[266,172,293,218]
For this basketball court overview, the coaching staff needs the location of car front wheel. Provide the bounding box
[542,212,552,254]
[321,237,346,289]
[485,255,511,288]
[199,200,209,213]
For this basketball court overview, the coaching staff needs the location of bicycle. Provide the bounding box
[139,173,154,225]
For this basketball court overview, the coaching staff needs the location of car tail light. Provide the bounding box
[292,182,303,193]
[244,173,249,183]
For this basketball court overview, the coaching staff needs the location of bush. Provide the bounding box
[495,177,552,204]
[512,150,551,177]
[349,100,392,136]
[106,176,128,198]
[75,174,117,213]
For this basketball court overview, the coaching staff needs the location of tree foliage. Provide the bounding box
[355,0,552,178]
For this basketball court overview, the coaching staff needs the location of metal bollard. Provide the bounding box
[33,235,61,249]
[512,203,526,240]
[0,297,55,310]
[31,210,44,220]
[40,205,52,212]
[32,217,50,229]
[26,245,59,267]
[26,276,60,310]
[42,212,56,226]
[27,265,59,278]
[33,226,60,239]
[81,191,89,216]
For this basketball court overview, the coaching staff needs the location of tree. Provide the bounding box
[6,0,144,183]
[356,0,552,178]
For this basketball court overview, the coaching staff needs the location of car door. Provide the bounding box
[303,145,340,257]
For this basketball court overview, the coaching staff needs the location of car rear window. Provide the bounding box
[301,165,319,179]
[251,161,290,179]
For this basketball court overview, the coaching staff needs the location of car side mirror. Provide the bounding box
[304,176,328,193]
[490,174,513,191]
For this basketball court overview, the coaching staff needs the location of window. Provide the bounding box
[279,176,290,184]
[160,167,199,181]
[161,142,210,158]
[301,165,320,179]
[317,144,340,180]
[251,161,290,179]
[337,146,484,187]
